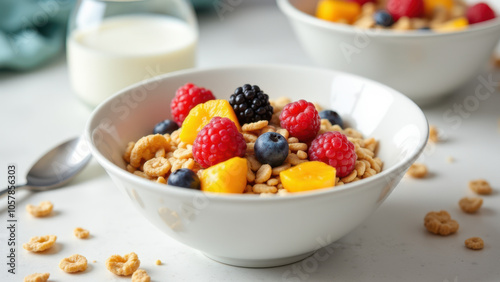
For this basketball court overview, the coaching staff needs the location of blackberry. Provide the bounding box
[229,84,273,125]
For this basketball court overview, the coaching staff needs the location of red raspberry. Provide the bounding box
[308,131,356,178]
[279,100,320,143]
[192,117,246,168]
[387,0,424,20]
[467,3,496,25]
[171,83,215,126]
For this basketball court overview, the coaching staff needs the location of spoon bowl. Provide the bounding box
[1,136,92,195]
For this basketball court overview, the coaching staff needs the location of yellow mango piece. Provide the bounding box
[424,0,453,16]
[180,99,241,145]
[433,17,468,32]
[316,0,361,24]
[280,161,336,193]
[200,157,247,194]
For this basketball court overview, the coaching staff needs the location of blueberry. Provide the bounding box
[153,119,179,134]
[319,110,344,128]
[254,132,289,167]
[167,168,200,190]
[374,11,394,27]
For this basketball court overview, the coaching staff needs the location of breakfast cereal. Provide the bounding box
[59,254,88,273]
[465,237,484,250]
[26,201,53,217]
[123,83,383,194]
[458,197,483,214]
[106,252,140,276]
[74,227,90,239]
[132,269,151,282]
[428,125,439,143]
[23,235,57,252]
[24,272,49,282]
[406,163,428,178]
[469,179,493,195]
[424,210,459,236]
[315,0,496,32]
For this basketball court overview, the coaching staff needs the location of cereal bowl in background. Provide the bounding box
[85,65,428,267]
[277,0,500,105]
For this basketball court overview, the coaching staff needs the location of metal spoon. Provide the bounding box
[0,136,92,196]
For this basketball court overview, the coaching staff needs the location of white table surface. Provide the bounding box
[1,1,500,281]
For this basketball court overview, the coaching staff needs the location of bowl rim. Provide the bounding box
[277,0,500,38]
[85,64,429,203]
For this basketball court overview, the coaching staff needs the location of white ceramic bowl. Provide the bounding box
[85,65,428,267]
[277,0,500,105]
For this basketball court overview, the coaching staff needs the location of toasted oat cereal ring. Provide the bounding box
[123,142,135,163]
[132,269,151,282]
[428,125,439,143]
[59,254,88,273]
[130,134,172,168]
[406,163,428,178]
[469,179,493,195]
[424,210,459,236]
[74,227,90,239]
[23,235,57,252]
[24,272,50,282]
[459,197,483,214]
[26,201,53,217]
[465,237,484,250]
[106,252,140,276]
[143,157,171,177]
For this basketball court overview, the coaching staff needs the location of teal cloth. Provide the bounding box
[0,0,209,71]
[0,0,75,70]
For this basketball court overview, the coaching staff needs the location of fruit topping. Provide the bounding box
[254,132,289,167]
[167,168,201,190]
[180,99,241,145]
[171,83,215,126]
[279,100,321,143]
[153,119,179,135]
[192,117,246,168]
[319,110,344,128]
[200,157,247,193]
[229,84,274,125]
[280,161,336,192]
[308,131,356,178]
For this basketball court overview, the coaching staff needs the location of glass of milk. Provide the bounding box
[67,0,198,107]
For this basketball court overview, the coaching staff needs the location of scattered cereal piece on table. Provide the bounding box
[446,156,455,163]
[132,269,151,282]
[458,197,483,214]
[26,201,53,217]
[24,272,49,282]
[469,179,493,195]
[23,235,57,252]
[106,252,140,276]
[74,227,90,239]
[155,259,162,265]
[406,163,428,178]
[59,254,88,273]
[424,210,459,236]
[428,125,439,143]
[465,237,484,250]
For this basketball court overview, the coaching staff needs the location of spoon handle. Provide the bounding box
[0,185,26,197]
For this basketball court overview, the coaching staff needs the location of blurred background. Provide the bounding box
[0,0,217,71]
